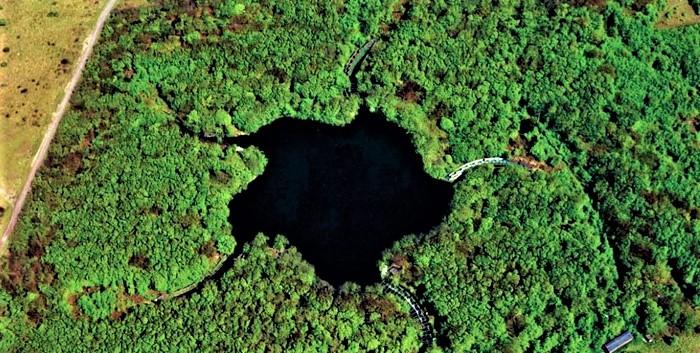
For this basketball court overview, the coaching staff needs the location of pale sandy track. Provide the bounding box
[1,0,119,251]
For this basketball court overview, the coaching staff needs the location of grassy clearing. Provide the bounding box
[628,334,700,353]
[0,0,109,236]
[656,0,700,28]
[0,190,10,238]
[117,0,151,9]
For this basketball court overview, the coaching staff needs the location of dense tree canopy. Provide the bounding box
[4,235,421,352]
[0,0,698,351]
[363,0,699,347]
[384,168,623,352]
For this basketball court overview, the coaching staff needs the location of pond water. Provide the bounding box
[228,112,454,286]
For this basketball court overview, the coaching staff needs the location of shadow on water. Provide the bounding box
[224,111,454,286]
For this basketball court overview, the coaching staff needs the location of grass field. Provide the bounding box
[0,0,110,236]
[0,0,154,239]
[656,0,700,28]
[118,0,151,9]
[628,334,700,353]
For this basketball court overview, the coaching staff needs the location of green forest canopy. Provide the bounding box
[0,0,698,352]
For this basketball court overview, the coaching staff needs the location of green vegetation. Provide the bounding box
[3,235,420,352]
[384,168,623,351]
[363,0,700,349]
[0,0,698,352]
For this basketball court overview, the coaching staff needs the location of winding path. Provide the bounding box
[0,0,119,251]
[153,254,229,302]
[343,38,378,77]
[383,279,436,345]
[446,157,514,182]
[378,156,535,347]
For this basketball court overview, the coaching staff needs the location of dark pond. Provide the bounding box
[228,112,454,286]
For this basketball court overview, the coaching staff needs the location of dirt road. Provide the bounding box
[0,0,119,251]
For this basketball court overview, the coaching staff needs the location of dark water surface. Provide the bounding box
[228,113,453,286]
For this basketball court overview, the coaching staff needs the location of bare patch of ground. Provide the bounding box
[656,0,700,29]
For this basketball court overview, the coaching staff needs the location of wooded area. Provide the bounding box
[0,0,698,351]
